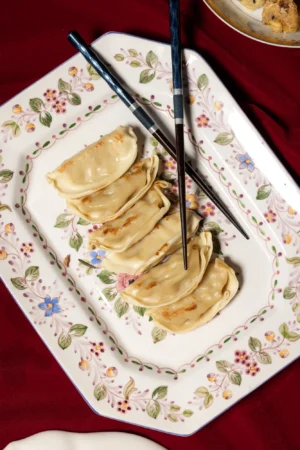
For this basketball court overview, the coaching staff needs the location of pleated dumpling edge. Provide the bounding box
[66,155,159,224]
[46,126,138,199]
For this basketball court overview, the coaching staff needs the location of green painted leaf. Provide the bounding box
[102,287,117,302]
[25,266,39,281]
[77,217,90,226]
[67,92,81,106]
[183,409,193,417]
[216,360,232,373]
[170,405,181,412]
[11,277,27,290]
[248,337,262,352]
[29,97,44,112]
[152,327,167,343]
[283,286,296,300]
[69,324,87,337]
[130,60,141,67]
[285,331,300,342]
[152,386,168,400]
[133,305,147,316]
[54,213,73,228]
[297,314,300,323]
[58,78,72,93]
[128,48,138,57]
[204,221,224,235]
[146,50,158,68]
[194,387,209,398]
[87,63,101,79]
[214,132,234,146]
[197,74,208,91]
[212,235,222,255]
[279,322,289,338]
[69,232,83,252]
[123,377,137,399]
[58,332,72,350]
[29,98,45,112]
[150,136,158,147]
[114,53,125,61]
[1,121,21,137]
[98,270,116,284]
[228,371,242,386]
[257,351,272,364]
[146,400,160,419]
[292,302,300,312]
[39,111,52,127]
[0,170,13,183]
[94,383,107,400]
[286,257,300,267]
[256,184,271,200]
[0,203,11,212]
[140,69,156,84]
[167,413,178,422]
[160,171,176,182]
[204,393,214,409]
[114,298,129,318]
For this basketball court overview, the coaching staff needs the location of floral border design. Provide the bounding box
[0,38,299,432]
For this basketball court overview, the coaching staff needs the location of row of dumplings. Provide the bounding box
[46,125,239,333]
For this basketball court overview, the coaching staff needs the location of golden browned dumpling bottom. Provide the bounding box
[262,0,298,32]
[238,0,266,11]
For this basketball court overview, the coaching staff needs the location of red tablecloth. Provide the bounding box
[0,1,299,449]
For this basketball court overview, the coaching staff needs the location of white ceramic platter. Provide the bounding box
[204,0,300,47]
[0,32,299,435]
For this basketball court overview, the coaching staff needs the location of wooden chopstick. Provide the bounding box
[169,0,188,269]
[67,31,249,241]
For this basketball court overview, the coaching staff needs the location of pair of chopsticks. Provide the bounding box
[67,28,249,265]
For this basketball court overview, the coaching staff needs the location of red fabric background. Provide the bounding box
[0,1,299,448]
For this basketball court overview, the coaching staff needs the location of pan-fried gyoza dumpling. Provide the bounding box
[148,258,239,333]
[101,210,201,275]
[46,126,138,198]
[88,181,171,252]
[121,232,213,308]
[66,156,159,224]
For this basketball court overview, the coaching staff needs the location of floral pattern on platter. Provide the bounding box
[0,38,298,432]
[0,64,103,141]
[190,325,300,410]
[0,151,14,213]
[0,222,194,422]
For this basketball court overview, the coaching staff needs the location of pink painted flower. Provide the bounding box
[264,210,276,223]
[90,341,105,357]
[116,273,138,293]
[245,361,260,376]
[117,399,132,414]
[164,158,176,171]
[43,89,57,103]
[195,114,209,128]
[201,202,216,217]
[52,99,67,114]
[234,350,250,365]
[20,242,34,258]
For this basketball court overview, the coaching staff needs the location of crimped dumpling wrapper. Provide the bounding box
[88,180,171,252]
[46,126,138,198]
[148,258,239,333]
[101,210,201,275]
[67,156,159,224]
[121,232,213,308]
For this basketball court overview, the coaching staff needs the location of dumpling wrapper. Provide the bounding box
[88,180,171,252]
[101,210,201,275]
[66,156,159,224]
[148,258,239,333]
[46,126,138,199]
[121,232,213,308]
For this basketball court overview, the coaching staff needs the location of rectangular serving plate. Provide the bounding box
[0,32,299,435]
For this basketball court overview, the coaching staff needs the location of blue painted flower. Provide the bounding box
[236,153,255,172]
[89,249,106,265]
[38,296,62,317]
